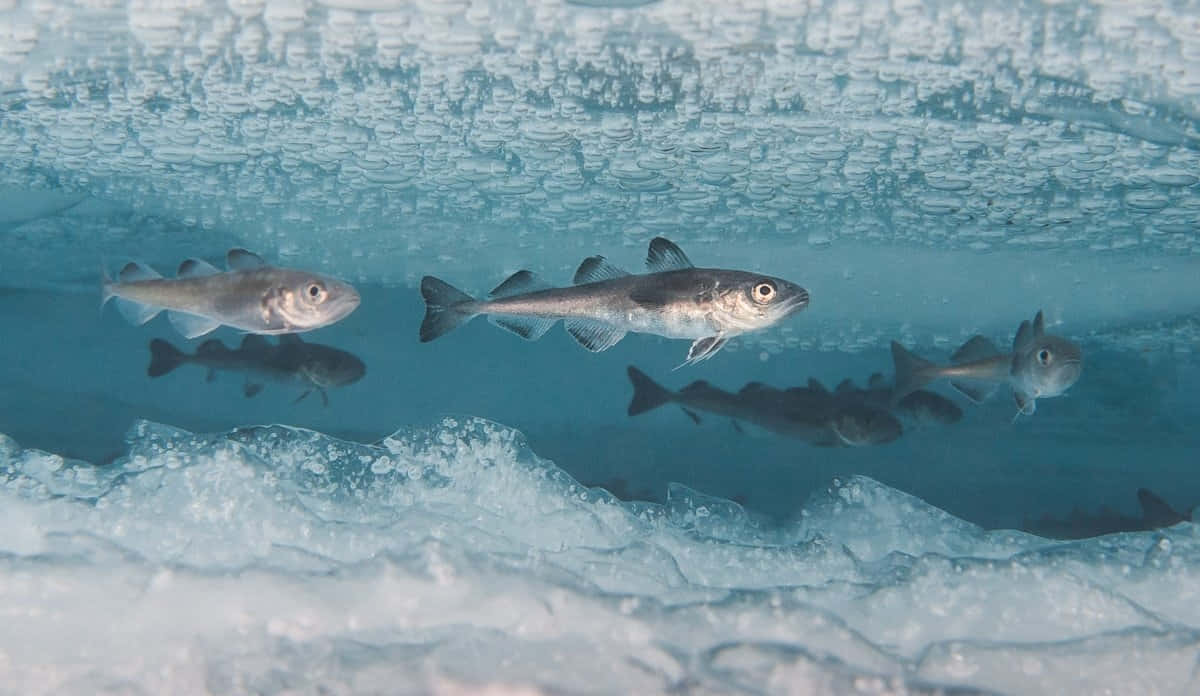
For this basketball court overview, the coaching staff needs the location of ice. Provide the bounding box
[1,0,1200,348]
[2,0,1200,691]
[0,419,1198,693]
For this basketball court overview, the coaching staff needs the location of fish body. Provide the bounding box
[103,249,360,338]
[148,334,365,405]
[890,310,1082,417]
[1022,488,1192,540]
[626,367,901,447]
[420,238,809,365]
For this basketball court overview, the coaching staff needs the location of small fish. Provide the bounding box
[626,367,901,447]
[1021,488,1193,540]
[103,248,361,338]
[891,310,1083,417]
[420,237,809,366]
[147,334,365,406]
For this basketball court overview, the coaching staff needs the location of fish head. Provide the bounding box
[300,348,366,388]
[266,270,361,331]
[710,271,810,333]
[1018,334,1083,399]
[828,405,903,446]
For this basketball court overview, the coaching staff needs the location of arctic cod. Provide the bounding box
[890,310,1083,417]
[419,237,809,365]
[103,248,360,339]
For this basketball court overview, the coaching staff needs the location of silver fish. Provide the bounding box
[626,367,902,447]
[420,238,809,366]
[148,334,365,406]
[891,310,1083,417]
[103,248,361,338]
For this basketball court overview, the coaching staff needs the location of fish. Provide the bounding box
[419,237,809,366]
[147,334,366,406]
[890,310,1083,417]
[1021,488,1193,540]
[625,366,902,447]
[841,372,964,426]
[103,248,361,339]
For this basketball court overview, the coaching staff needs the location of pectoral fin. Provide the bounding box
[1013,390,1036,417]
[677,335,728,368]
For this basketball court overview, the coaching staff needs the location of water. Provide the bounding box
[2,0,1200,693]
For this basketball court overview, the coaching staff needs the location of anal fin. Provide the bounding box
[114,297,163,326]
[565,319,626,352]
[168,311,221,339]
[950,380,997,404]
[490,316,555,341]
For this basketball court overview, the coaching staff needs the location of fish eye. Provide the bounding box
[306,283,326,302]
[1037,348,1052,365]
[752,281,776,304]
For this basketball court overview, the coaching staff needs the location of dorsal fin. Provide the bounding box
[834,378,856,395]
[680,379,711,394]
[574,256,631,285]
[952,335,1001,364]
[738,381,767,395]
[867,373,887,389]
[646,237,694,272]
[807,378,830,396]
[1138,488,1186,526]
[178,258,221,278]
[118,262,162,283]
[1033,310,1046,337]
[1013,318,1035,357]
[227,248,266,271]
[490,270,550,298]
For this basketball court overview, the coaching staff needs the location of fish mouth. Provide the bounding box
[780,288,810,315]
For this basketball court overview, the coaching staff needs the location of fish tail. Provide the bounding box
[147,338,187,378]
[889,341,938,403]
[100,260,114,310]
[419,276,479,342]
[626,366,674,416]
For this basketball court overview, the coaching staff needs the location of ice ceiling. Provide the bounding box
[1,0,1198,346]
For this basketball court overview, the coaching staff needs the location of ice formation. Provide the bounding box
[2,0,1200,692]
[1,0,1199,349]
[1,418,1197,693]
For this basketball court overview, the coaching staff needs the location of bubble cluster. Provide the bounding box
[0,0,1197,276]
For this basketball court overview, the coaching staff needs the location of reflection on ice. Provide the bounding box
[1,417,1197,693]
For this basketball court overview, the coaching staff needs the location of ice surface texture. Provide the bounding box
[1,418,1198,694]
[2,0,1200,349]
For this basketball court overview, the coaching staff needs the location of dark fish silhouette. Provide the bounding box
[626,366,902,447]
[1022,488,1193,540]
[148,334,365,406]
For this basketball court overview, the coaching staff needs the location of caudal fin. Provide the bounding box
[890,341,938,403]
[627,366,674,416]
[419,276,478,342]
[147,338,186,377]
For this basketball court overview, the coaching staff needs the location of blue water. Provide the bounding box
[3,0,1200,693]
